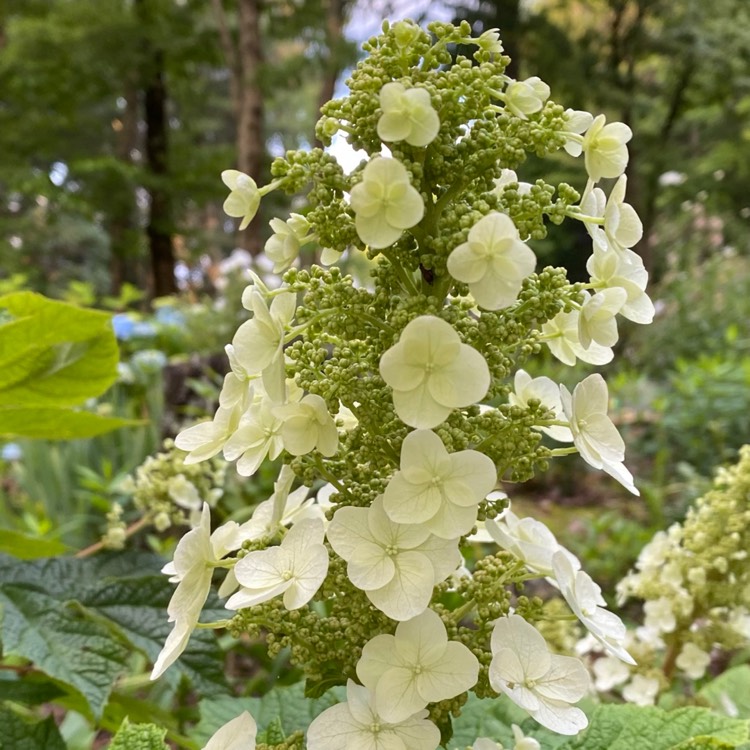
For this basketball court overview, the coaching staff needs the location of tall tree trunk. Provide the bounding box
[314,0,345,148]
[138,0,176,297]
[211,0,265,254]
[236,0,264,254]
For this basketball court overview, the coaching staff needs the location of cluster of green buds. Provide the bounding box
[583,444,750,706]
[153,19,654,748]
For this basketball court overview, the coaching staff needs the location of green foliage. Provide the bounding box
[107,718,167,750]
[0,529,69,559]
[557,705,749,750]
[0,706,67,750]
[0,292,136,440]
[699,666,750,720]
[0,552,230,721]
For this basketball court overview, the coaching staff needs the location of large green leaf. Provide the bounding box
[699,666,750,720]
[0,407,140,439]
[0,529,68,559]
[0,291,118,405]
[557,705,750,750]
[0,707,67,750]
[0,673,66,705]
[0,553,230,707]
[0,584,130,719]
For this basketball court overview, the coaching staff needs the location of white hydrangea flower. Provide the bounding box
[356,608,479,722]
[622,674,659,706]
[577,287,627,349]
[560,374,638,495]
[222,394,287,477]
[274,393,339,458]
[167,474,202,511]
[446,212,536,310]
[581,114,632,183]
[175,402,244,464]
[552,549,635,665]
[232,289,296,403]
[561,109,594,157]
[541,309,614,367]
[643,596,677,635]
[675,642,711,680]
[587,246,655,325]
[221,169,260,230]
[202,711,257,750]
[264,213,311,273]
[349,157,425,249]
[503,76,550,119]
[509,370,573,442]
[492,168,532,198]
[580,176,643,254]
[379,315,490,429]
[489,614,590,735]
[592,654,631,692]
[475,28,503,55]
[485,507,562,577]
[152,504,239,679]
[306,679,440,750]
[326,495,461,621]
[226,518,328,611]
[377,82,440,147]
[383,429,497,538]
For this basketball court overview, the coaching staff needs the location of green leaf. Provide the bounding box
[0,529,69,559]
[557,705,750,750]
[0,584,130,719]
[0,291,118,406]
[699,666,750,719]
[0,407,140,439]
[0,673,66,705]
[0,553,230,703]
[192,683,346,745]
[0,706,67,750]
[107,718,168,750]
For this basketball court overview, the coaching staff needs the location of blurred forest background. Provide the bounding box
[1,0,750,584]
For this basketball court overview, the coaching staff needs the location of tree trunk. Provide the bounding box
[236,0,265,254]
[137,0,176,298]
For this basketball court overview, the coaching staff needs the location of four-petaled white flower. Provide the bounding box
[580,176,643,254]
[587,246,654,325]
[326,495,461,621]
[509,370,573,443]
[622,674,659,706]
[581,115,632,183]
[447,212,536,311]
[221,170,260,230]
[152,504,239,679]
[377,82,440,147]
[577,288,627,349]
[503,76,550,119]
[379,315,490,429]
[485,507,563,577]
[232,289,296,403]
[274,393,339,458]
[202,711,257,750]
[489,614,590,735]
[383,429,496,538]
[226,517,329,611]
[306,679,440,750]
[541,309,614,367]
[675,642,711,680]
[175,401,245,464]
[552,549,635,665]
[561,109,594,157]
[264,214,312,273]
[356,608,480,722]
[559,374,638,495]
[592,655,631,692]
[349,157,425,249]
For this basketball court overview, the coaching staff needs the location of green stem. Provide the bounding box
[548,447,578,457]
[195,619,233,630]
[380,247,421,296]
[451,598,476,622]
